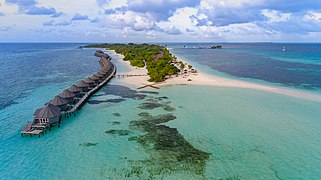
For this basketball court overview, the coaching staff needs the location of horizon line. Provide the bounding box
[1,41,321,44]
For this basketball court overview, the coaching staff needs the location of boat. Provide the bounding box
[282,46,286,52]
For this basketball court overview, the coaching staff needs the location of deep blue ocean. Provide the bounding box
[0,43,99,110]
[1,43,321,179]
[168,43,321,93]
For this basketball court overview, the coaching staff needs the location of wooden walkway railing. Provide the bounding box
[66,65,116,114]
[115,74,148,78]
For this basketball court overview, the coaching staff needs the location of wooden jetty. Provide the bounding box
[115,74,148,78]
[21,50,116,137]
[66,65,116,114]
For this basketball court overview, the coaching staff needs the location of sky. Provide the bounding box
[1,0,321,42]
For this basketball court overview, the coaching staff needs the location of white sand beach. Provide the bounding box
[114,51,321,103]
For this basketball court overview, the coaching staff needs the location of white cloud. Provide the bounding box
[261,9,291,22]
[108,11,156,31]
[1,0,321,42]
[201,0,264,9]
[304,11,321,22]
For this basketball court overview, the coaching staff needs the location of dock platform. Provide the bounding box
[21,51,116,138]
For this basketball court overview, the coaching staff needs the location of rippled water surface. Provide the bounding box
[1,43,321,179]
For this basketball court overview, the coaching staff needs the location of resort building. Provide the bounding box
[49,95,68,111]
[33,103,61,125]
[84,78,96,88]
[89,75,101,84]
[75,81,89,92]
[59,90,75,104]
[67,85,82,97]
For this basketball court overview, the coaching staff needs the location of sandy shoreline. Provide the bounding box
[110,50,321,103]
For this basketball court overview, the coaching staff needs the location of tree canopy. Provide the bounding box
[81,43,179,82]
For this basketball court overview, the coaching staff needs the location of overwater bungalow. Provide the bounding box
[21,48,117,137]
[84,78,96,88]
[67,85,82,97]
[95,50,110,59]
[95,72,105,78]
[98,69,108,76]
[48,95,68,111]
[89,75,101,84]
[33,103,61,125]
[59,90,75,104]
[75,81,89,92]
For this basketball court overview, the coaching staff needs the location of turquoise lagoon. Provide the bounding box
[0,43,321,179]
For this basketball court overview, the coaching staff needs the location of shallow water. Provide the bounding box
[1,43,321,179]
[168,43,321,92]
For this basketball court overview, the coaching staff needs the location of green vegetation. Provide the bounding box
[81,43,179,82]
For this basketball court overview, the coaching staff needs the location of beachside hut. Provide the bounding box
[48,95,68,111]
[33,103,61,125]
[84,78,95,88]
[67,85,81,97]
[59,90,75,103]
[75,81,89,92]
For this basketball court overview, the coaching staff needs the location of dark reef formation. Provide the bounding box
[103,85,146,100]
[105,129,131,136]
[126,112,210,177]
[113,112,121,117]
[88,98,125,104]
[79,142,98,147]
[138,97,175,112]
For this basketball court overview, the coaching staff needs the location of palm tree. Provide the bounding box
[180,63,185,75]
[188,65,192,74]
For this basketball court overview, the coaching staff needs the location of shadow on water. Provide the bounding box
[102,84,147,100]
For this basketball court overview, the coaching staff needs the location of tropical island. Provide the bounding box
[81,43,180,82]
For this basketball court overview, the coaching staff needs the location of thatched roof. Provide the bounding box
[76,81,89,88]
[67,85,81,93]
[59,90,75,99]
[89,75,100,81]
[95,72,104,78]
[84,78,95,84]
[34,103,61,118]
[98,69,107,75]
[49,96,68,106]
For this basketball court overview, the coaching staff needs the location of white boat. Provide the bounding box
[282,46,286,52]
